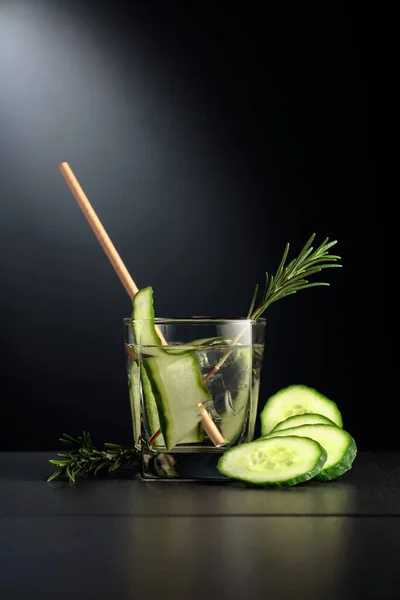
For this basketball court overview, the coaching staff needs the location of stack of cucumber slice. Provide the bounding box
[217,384,357,486]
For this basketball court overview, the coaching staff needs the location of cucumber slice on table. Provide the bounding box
[217,436,327,487]
[271,412,338,432]
[261,384,343,436]
[263,424,357,481]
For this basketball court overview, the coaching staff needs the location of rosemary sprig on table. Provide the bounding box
[46,432,136,482]
[247,233,342,320]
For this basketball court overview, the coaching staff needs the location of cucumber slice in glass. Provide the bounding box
[128,360,141,447]
[143,354,210,450]
[131,286,210,449]
[218,346,252,443]
[141,363,203,446]
[140,363,165,448]
[131,287,166,357]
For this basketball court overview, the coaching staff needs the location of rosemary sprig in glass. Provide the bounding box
[203,234,341,384]
[46,432,137,482]
[247,233,341,319]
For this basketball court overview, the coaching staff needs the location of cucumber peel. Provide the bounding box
[131,287,166,357]
[128,360,141,447]
[140,363,165,448]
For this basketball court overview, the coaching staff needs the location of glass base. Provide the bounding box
[141,448,231,481]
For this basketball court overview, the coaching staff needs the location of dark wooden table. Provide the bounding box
[1,451,400,599]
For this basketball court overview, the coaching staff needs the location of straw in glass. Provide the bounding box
[58,162,225,447]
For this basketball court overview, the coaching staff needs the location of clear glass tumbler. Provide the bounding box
[124,318,266,480]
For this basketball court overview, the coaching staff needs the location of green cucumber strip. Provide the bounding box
[131,287,166,357]
[128,361,141,447]
[144,354,210,450]
[248,344,265,440]
[217,436,327,487]
[260,384,343,436]
[141,363,203,445]
[218,346,252,443]
[140,364,165,447]
[271,412,338,432]
[263,424,357,481]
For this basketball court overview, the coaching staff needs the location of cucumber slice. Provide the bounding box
[140,363,165,448]
[271,412,338,432]
[217,436,327,487]
[179,424,205,445]
[263,424,357,481]
[141,363,203,445]
[128,360,141,447]
[218,346,252,443]
[248,344,265,440]
[144,354,210,450]
[260,384,343,436]
[131,287,165,356]
[132,286,212,449]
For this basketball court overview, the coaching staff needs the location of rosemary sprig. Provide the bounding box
[247,233,341,320]
[46,432,137,482]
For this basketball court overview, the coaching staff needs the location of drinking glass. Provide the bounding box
[124,318,266,480]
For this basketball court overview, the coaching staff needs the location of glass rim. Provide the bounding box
[123,317,266,325]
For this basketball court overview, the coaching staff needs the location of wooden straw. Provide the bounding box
[58,162,225,447]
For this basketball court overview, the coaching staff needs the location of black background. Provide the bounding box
[0,1,387,450]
